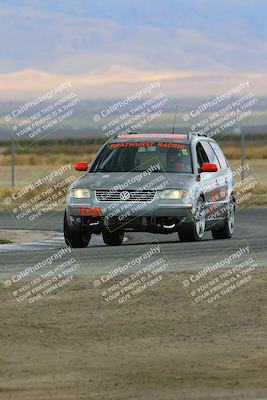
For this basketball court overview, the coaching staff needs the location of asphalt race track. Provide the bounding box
[0,208,267,279]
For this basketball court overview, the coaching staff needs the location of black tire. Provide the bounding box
[64,211,91,248]
[178,198,206,242]
[212,200,235,240]
[102,229,124,246]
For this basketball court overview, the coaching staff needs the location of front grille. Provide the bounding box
[95,189,156,202]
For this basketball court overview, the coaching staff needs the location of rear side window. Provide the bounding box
[209,142,229,169]
[196,142,209,169]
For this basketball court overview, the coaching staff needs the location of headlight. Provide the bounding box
[70,188,91,199]
[161,189,188,199]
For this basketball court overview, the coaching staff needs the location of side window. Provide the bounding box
[209,142,229,169]
[201,141,220,166]
[196,142,209,169]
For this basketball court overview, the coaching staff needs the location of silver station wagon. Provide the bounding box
[64,132,235,247]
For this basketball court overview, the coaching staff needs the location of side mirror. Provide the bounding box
[201,162,218,172]
[74,161,89,171]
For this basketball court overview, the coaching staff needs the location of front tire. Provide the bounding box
[64,211,91,248]
[178,198,206,242]
[212,200,235,239]
[102,229,124,246]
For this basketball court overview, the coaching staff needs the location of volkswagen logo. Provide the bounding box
[120,191,130,201]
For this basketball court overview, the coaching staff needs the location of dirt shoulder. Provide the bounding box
[0,273,266,400]
[0,229,58,244]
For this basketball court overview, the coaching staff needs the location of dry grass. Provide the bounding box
[0,140,266,206]
[0,238,12,244]
[0,142,100,166]
[0,152,97,166]
[0,159,266,207]
[220,141,267,159]
[0,141,266,166]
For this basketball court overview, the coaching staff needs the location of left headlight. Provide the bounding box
[161,189,188,199]
[70,188,91,199]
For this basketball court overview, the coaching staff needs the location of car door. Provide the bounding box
[196,140,222,224]
[208,140,231,203]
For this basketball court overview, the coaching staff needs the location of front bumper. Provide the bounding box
[66,197,194,233]
[67,196,194,217]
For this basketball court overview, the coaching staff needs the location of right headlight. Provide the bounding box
[161,189,188,199]
[69,188,91,199]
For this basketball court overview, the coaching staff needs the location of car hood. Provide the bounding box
[71,172,196,191]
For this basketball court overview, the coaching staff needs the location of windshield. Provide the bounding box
[91,141,192,173]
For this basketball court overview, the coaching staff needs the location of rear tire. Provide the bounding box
[102,229,124,246]
[64,211,91,248]
[212,200,235,239]
[178,198,206,242]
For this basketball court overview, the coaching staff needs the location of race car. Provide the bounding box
[64,132,235,247]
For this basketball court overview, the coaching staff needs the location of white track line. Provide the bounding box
[0,232,128,252]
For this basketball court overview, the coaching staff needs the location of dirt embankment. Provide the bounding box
[0,229,58,244]
[0,273,266,400]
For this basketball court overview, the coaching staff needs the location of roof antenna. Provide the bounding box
[172,105,178,134]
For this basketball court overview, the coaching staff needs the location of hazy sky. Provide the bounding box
[0,0,266,98]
